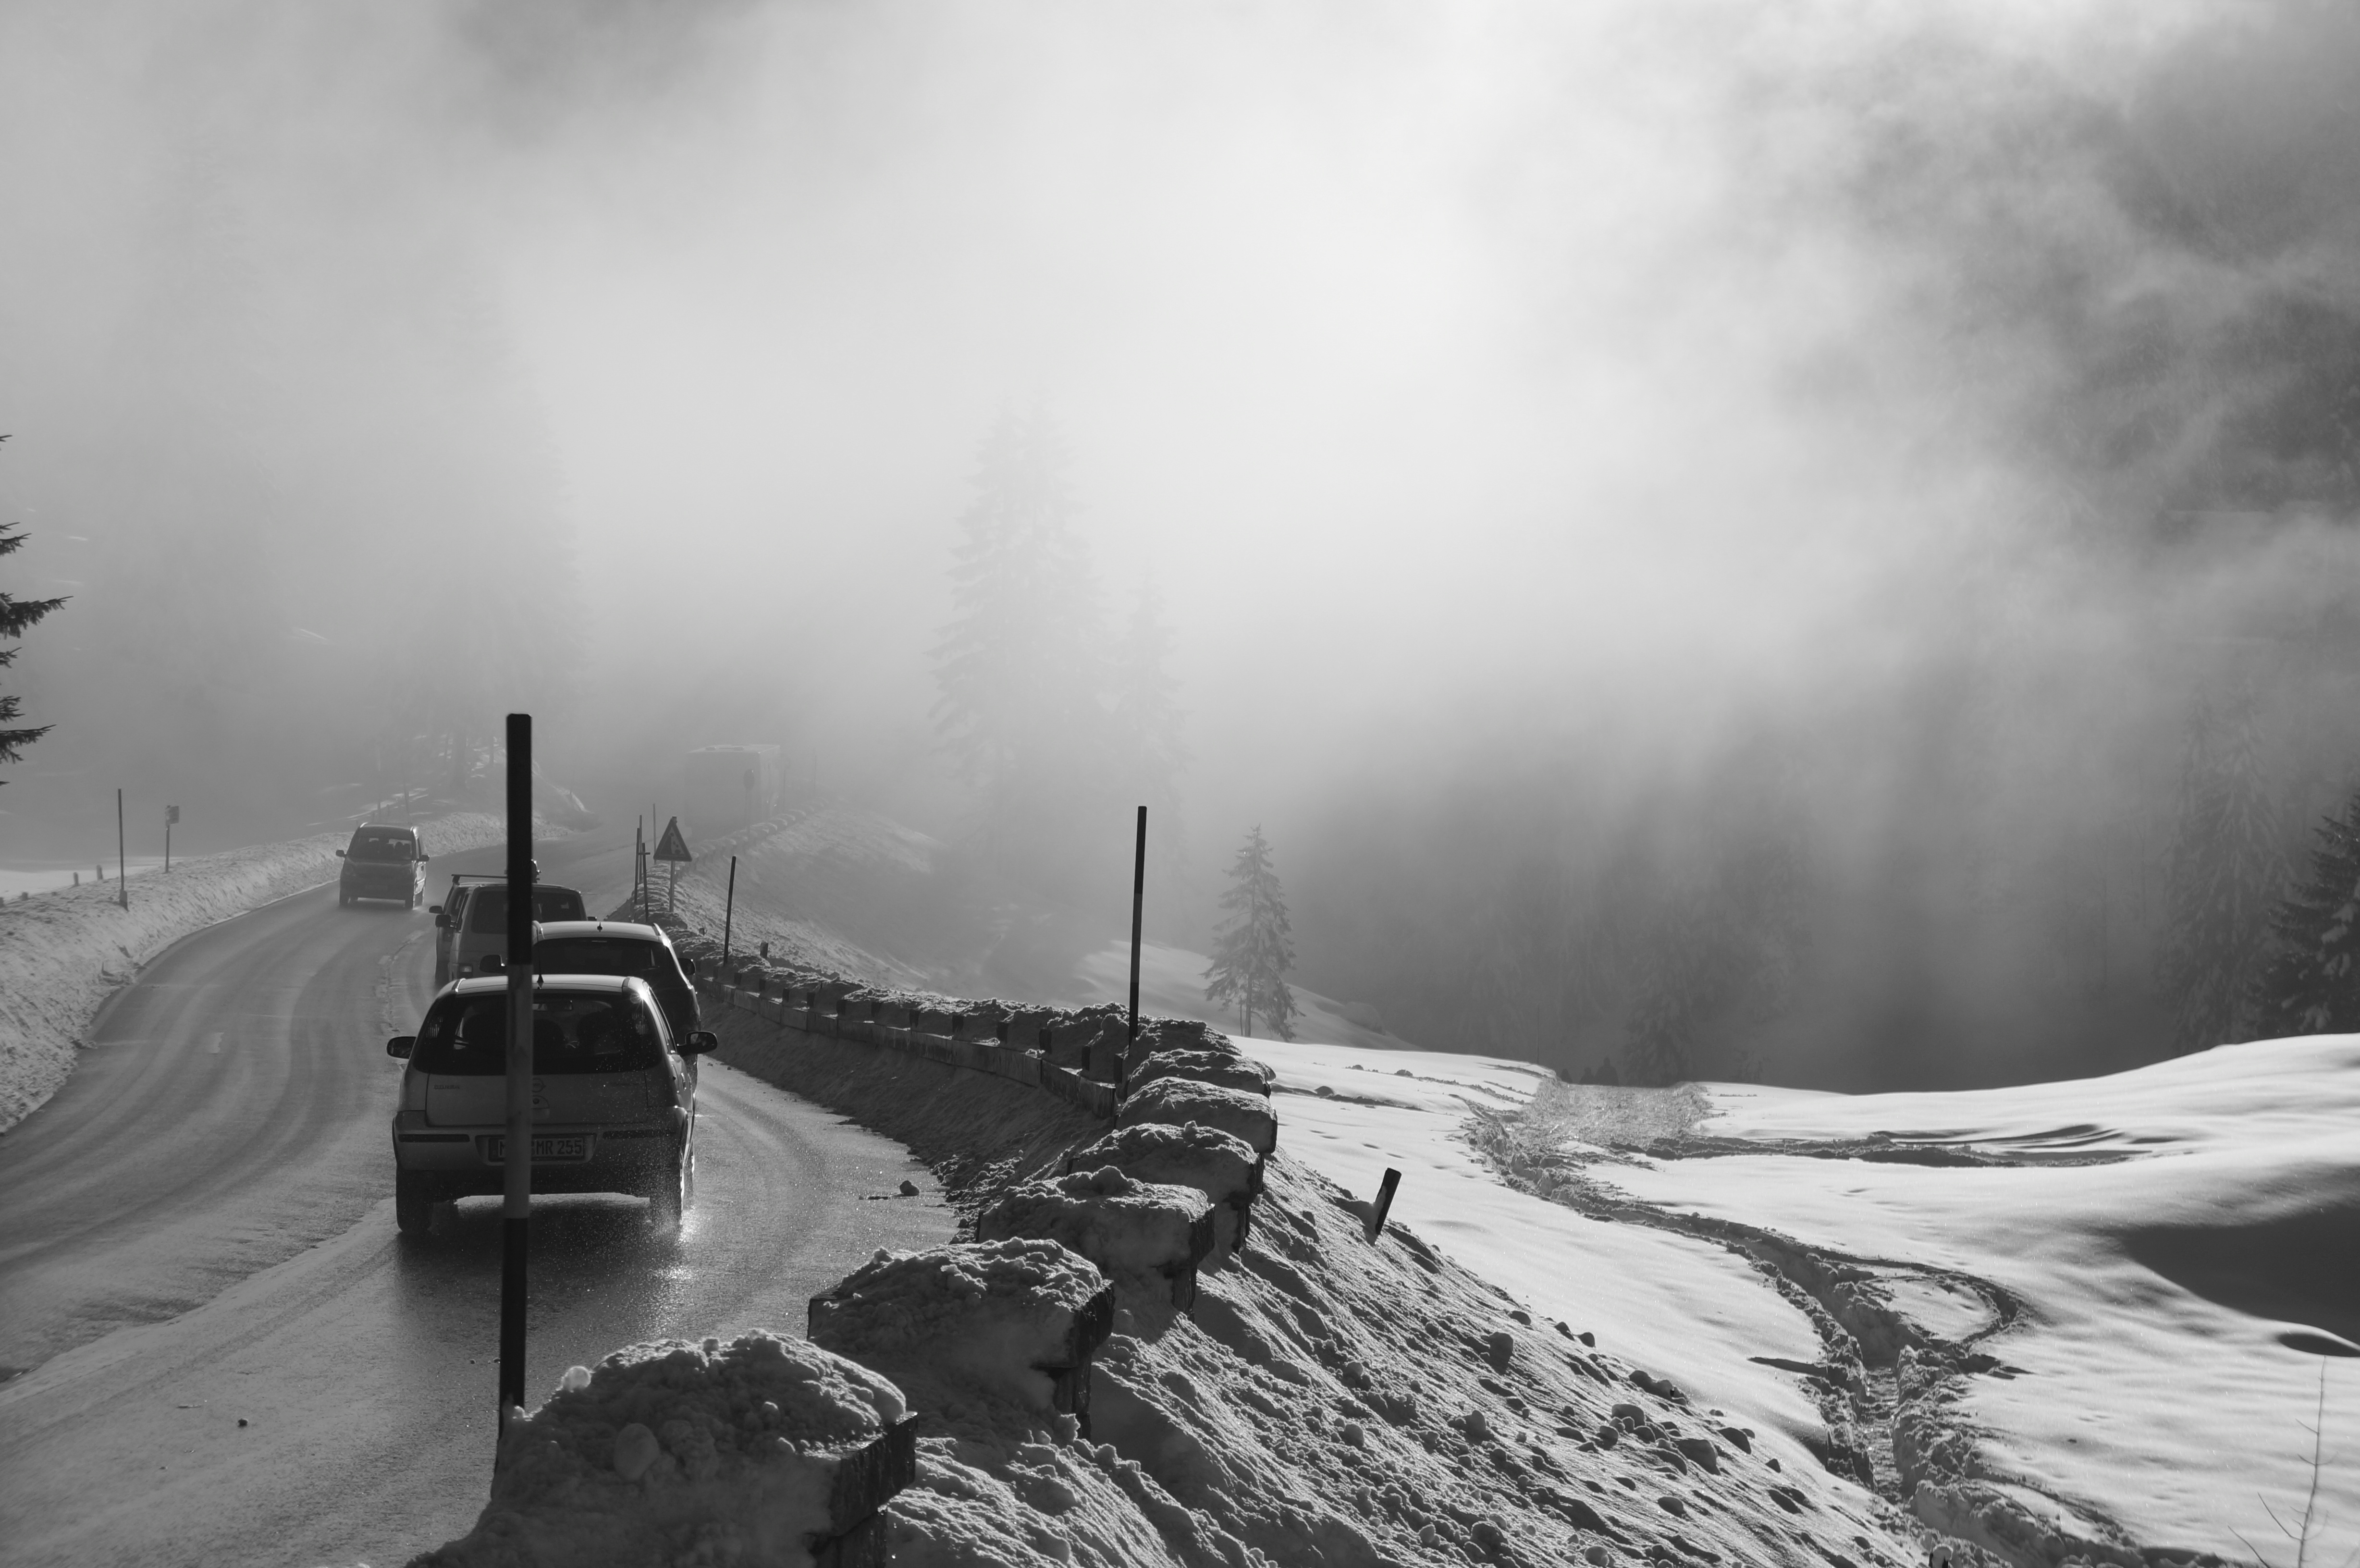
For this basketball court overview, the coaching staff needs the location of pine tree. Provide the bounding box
[1111,576,1186,838]
[2157,696,2285,1051]
[1617,791,1809,1087]
[1204,825,1299,1040]
[929,409,1110,886]
[1622,896,1712,1086]
[931,409,1104,778]
[2252,785,2360,1038]
[0,440,68,784]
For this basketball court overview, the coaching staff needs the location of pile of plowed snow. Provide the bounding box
[417,1334,908,1568]
[0,809,513,1131]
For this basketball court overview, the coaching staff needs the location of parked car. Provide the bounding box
[337,823,428,908]
[385,975,713,1236]
[430,877,588,988]
[532,920,701,1044]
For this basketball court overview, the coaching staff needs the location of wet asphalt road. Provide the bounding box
[0,823,954,1568]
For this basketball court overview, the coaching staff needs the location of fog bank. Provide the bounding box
[4,0,2357,1087]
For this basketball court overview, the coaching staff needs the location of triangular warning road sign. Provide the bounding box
[652,817,693,862]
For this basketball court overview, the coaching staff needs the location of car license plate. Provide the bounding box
[484,1135,589,1163]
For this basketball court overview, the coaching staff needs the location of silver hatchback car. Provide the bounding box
[386,975,713,1237]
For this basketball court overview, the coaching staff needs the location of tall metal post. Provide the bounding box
[116,789,128,910]
[498,713,534,1439]
[1124,807,1146,1095]
[721,855,738,972]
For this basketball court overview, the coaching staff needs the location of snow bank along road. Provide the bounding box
[0,810,517,1132]
[0,821,956,1568]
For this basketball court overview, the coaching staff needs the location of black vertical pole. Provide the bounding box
[1124,807,1146,1094]
[497,713,534,1442]
[721,854,738,973]
[1365,1168,1402,1242]
[116,789,128,909]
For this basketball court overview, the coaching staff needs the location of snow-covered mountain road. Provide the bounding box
[0,826,955,1568]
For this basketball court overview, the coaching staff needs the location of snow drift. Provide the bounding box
[412,1332,911,1568]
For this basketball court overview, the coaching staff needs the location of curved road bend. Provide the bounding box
[0,823,953,1568]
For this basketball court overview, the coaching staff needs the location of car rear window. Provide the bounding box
[467,885,589,932]
[348,830,417,862]
[535,936,684,986]
[412,992,664,1076]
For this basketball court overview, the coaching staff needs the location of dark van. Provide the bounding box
[338,824,428,908]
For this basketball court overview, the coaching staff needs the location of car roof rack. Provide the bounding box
[444,872,509,886]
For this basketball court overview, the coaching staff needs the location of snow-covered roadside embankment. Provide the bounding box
[413,927,1917,1568]
[0,810,514,1132]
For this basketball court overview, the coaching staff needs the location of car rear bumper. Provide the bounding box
[343,870,417,899]
[391,1119,682,1199]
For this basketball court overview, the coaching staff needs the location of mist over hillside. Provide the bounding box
[2,0,2357,1090]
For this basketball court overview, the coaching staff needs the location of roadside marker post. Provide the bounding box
[1364,1168,1402,1243]
[1123,807,1146,1100]
[498,713,535,1444]
[115,789,127,909]
[721,854,738,973]
[164,804,178,871]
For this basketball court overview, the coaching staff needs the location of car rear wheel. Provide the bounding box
[395,1173,433,1237]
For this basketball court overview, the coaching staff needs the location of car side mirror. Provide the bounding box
[418,855,430,864]
[479,952,505,973]
[335,849,346,858]
[682,1030,718,1056]
[386,1035,415,1060]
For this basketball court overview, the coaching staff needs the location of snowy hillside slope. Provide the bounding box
[653,800,961,989]
[1589,1040,2360,1565]
[1244,1039,1859,1490]
[0,808,518,1132]
[1405,1037,2360,1567]
[429,984,1925,1568]
[632,802,2350,1565]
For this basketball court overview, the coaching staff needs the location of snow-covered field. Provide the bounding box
[0,856,166,899]
[1242,1038,1851,1482]
[1249,1029,2360,1566]
[0,810,515,1131]
[405,912,2360,1568]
